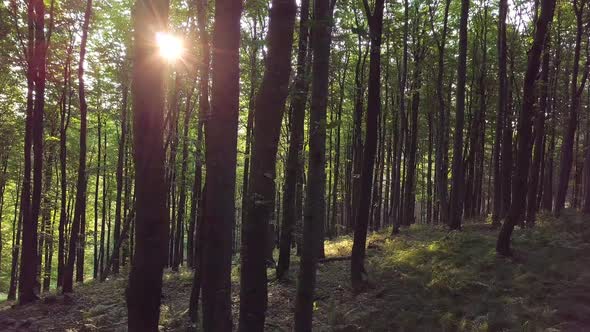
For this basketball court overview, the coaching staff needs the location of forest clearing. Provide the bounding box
[2,210,590,331]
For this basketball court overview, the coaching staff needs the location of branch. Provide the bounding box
[318,256,351,263]
[362,0,373,25]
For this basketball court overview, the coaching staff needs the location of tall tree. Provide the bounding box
[238,0,296,329]
[200,0,242,328]
[113,80,129,275]
[294,0,333,328]
[493,0,508,225]
[63,0,92,293]
[19,0,47,304]
[277,0,311,281]
[188,0,209,323]
[554,0,588,215]
[57,34,74,287]
[447,0,469,230]
[496,0,556,256]
[429,0,450,224]
[350,0,385,290]
[125,0,169,329]
[526,36,551,225]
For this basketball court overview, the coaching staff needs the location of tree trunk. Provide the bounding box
[350,0,384,291]
[401,37,424,227]
[294,0,333,328]
[188,0,209,324]
[431,0,450,225]
[95,102,103,277]
[9,173,22,300]
[496,0,555,256]
[448,0,469,230]
[63,0,91,294]
[238,1,296,329]
[526,37,550,225]
[241,20,259,246]
[330,53,349,236]
[113,83,129,275]
[57,37,73,287]
[555,0,588,216]
[19,0,42,304]
[200,0,242,329]
[125,0,169,330]
[493,0,508,224]
[276,0,311,280]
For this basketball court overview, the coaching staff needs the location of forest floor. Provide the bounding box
[2,209,590,331]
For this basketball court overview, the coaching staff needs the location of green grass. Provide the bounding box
[2,211,590,331]
[323,211,590,331]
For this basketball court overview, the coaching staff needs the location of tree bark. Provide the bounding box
[555,0,588,215]
[526,37,551,225]
[200,0,242,329]
[294,0,333,328]
[448,0,469,230]
[55,32,73,286]
[430,0,450,225]
[125,0,169,330]
[19,0,43,304]
[63,0,91,294]
[113,82,129,274]
[188,0,209,324]
[276,0,311,280]
[350,0,384,291]
[496,0,555,256]
[238,1,296,329]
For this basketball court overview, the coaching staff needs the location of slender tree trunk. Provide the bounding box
[351,31,368,230]
[113,83,129,275]
[431,0,450,225]
[39,131,55,292]
[448,0,469,230]
[427,109,433,224]
[238,2,296,329]
[496,0,555,255]
[526,37,551,225]
[277,0,311,280]
[542,15,561,211]
[330,53,349,236]
[188,0,209,323]
[9,172,22,300]
[392,0,409,233]
[493,0,508,224]
[241,20,258,242]
[19,0,40,304]
[63,0,91,294]
[294,0,333,328]
[350,0,385,290]
[555,0,588,215]
[58,39,73,287]
[174,89,195,270]
[95,104,103,277]
[401,37,424,227]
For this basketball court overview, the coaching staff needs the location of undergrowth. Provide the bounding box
[322,210,590,331]
[2,210,589,331]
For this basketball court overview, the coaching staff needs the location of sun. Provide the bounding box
[155,32,183,62]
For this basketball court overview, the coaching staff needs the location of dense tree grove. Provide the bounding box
[1,0,589,329]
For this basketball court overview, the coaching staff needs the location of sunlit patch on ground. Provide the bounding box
[2,209,590,331]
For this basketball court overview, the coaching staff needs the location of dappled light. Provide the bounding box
[0,0,587,329]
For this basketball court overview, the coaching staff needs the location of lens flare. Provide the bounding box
[156,32,183,62]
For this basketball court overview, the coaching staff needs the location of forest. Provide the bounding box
[0,0,590,330]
